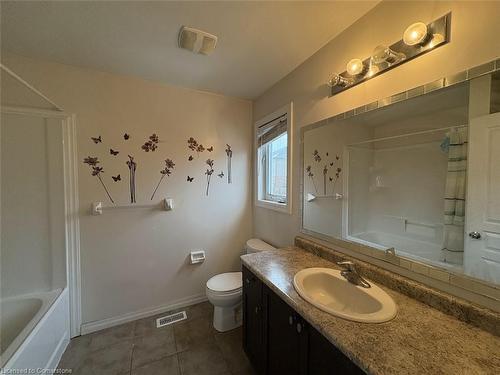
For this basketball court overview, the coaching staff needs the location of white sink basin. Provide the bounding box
[293,268,397,323]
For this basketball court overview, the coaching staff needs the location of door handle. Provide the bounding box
[469,231,482,240]
[296,322,302,334]
[288,315,294,326]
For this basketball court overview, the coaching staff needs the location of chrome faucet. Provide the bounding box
[336,261,371,288]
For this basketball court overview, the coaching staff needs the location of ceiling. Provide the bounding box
[0,1,379,99]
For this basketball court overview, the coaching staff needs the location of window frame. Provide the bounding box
[254,103,293,214]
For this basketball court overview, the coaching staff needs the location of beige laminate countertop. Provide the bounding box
[241,247,500,375]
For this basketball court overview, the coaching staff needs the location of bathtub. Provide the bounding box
[1,288,70,371]
[347,231,463,271]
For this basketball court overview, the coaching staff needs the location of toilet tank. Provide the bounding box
[245,238,276,254]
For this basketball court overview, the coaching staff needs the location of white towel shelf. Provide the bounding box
[306,193,343,202]
[91,198,173,215]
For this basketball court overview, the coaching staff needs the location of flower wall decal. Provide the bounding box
[205,158,214,196]
[151,158,175,200]
[142,133,159,152]
[307,151,342,195]
[187,137,205,157]
[126,155,137,203]
[225,144,233,184]
[83,156,114,203]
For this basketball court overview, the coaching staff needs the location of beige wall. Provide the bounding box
[2,53,253,324]
[253,1,500,247]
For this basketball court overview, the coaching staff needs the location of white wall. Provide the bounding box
[253,1,500,247]
[1,53,253,324]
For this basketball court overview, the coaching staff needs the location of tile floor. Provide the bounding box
[57,302,256,375]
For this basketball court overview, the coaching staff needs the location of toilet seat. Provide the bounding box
[206,272,242,294]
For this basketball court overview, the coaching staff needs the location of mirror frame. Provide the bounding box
[300,57,500,307]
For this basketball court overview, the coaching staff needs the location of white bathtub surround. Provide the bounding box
[0,289,70,370]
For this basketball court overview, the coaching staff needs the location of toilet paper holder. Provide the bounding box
[190,250,206,264]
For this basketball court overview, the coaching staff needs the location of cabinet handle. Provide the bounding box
[296,322,302,334]
[245,278,250,284]
[288,315,294,325]
[255,306,259,314]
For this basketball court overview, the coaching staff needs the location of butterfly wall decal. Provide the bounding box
[124,133,130,140]
[112,175,121,182]
[91,136,102,144]
[207,146,214,152]
[188,155,193,161]
[187,176,194,182]
[218,171,224,178]
[110,149,119,156]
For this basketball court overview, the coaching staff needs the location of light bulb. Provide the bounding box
[403,22,429,46]
[427,33,445,49]
[346,58,364,76]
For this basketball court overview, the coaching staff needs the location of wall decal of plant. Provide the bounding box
[205,159,214,196]
[313,149,321,162]
[150,158,175,200]
[187,137,206,157]
[307,151,342,195]
[126,155,137,203]
[83,156,114,204]
[142,133,159,152]
[306,165,318,194]
[331,166,342,194]
[225,144,233,184]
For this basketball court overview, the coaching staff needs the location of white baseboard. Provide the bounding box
[80,293,208,335]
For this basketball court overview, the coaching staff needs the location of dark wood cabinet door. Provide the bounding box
[242,266,264,373]
[265,287,302,375]
[307,326,365,375]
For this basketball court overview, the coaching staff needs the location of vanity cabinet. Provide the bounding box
[242,265,265,373]
[242,265,364,375]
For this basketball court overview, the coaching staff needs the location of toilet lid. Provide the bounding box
[207,272,242,292]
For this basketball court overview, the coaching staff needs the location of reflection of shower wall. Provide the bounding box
[364,142,448,244]
[1,113,66,297]
[347,147,373,236]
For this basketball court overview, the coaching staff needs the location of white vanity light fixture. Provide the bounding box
[327,13,450,95]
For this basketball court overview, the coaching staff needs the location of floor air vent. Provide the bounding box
[156,311,187,328]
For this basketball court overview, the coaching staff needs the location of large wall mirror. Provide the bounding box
[301,61,500,292]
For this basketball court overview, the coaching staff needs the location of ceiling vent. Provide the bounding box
[178,26,218,56]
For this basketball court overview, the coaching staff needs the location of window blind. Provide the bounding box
[257,114,287,147]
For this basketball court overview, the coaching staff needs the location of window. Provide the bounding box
[255,103,292,213]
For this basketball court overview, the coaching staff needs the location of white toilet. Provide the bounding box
[206,238,276,332]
